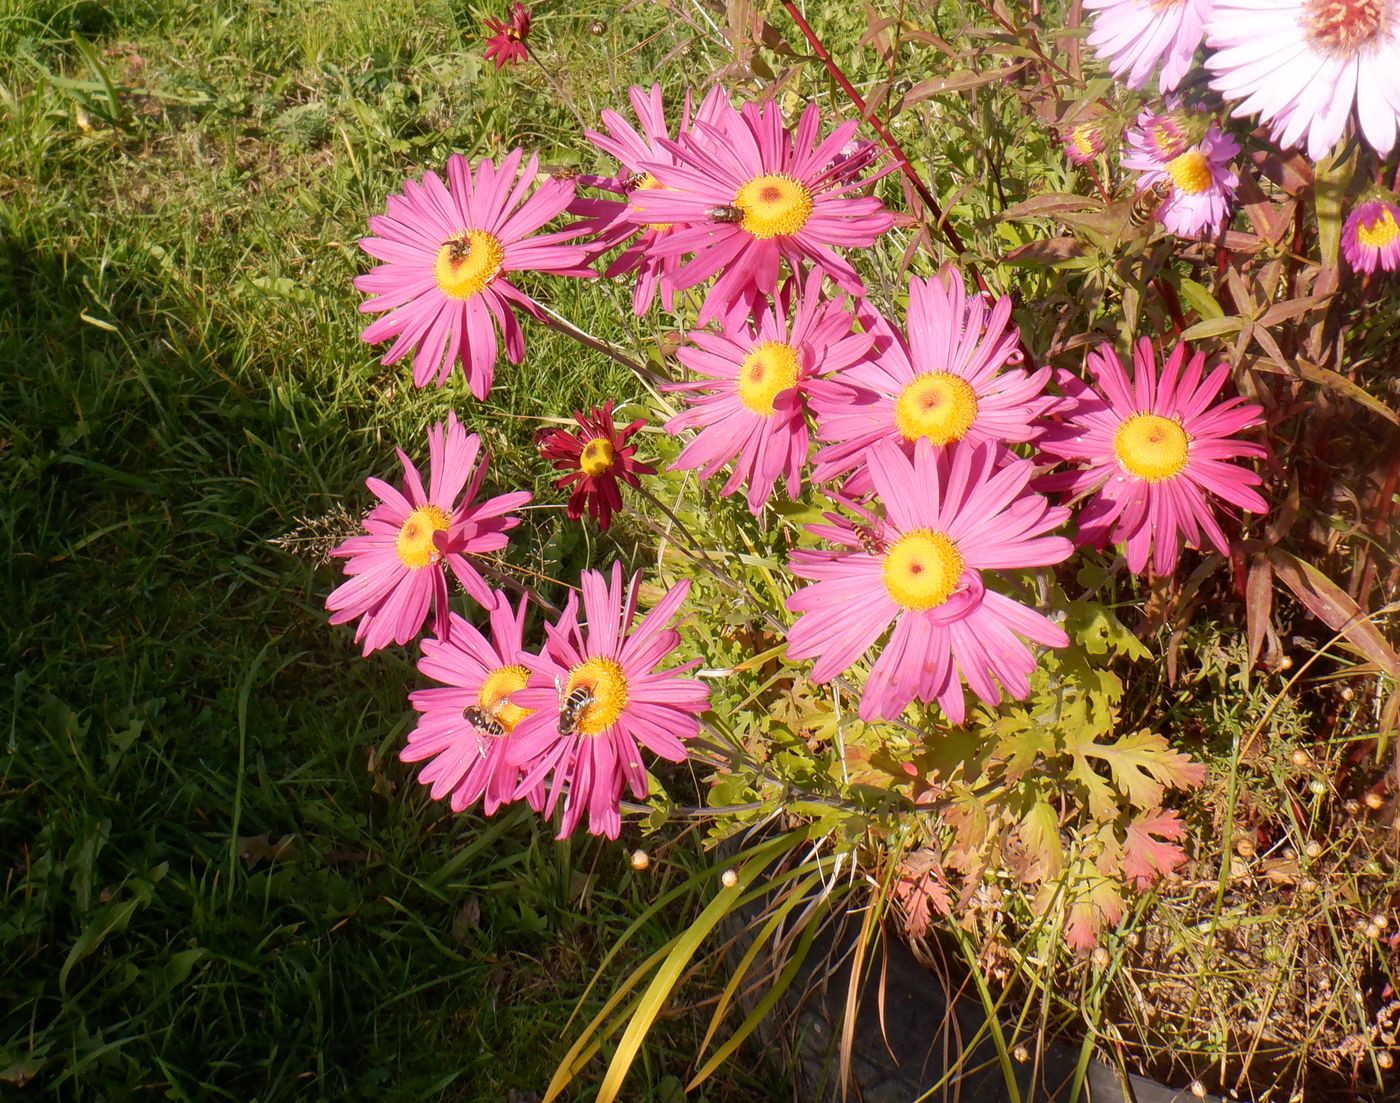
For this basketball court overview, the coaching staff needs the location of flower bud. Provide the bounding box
[630,849,650,871]
[720,868,738,888]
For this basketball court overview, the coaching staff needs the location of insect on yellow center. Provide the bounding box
[565,657,629,736]
[1357,207,1400,248]
[1305,0,1389,53]
[478,664,532,733]
[882,529,965,612]
[395,504,452,568]
[737,340,801,416]
[1114,413,1190,482]
[893,372,979,445]
[1165,149,1212,196]
[579,436,615,477]
[733,173,814,239]
[434,230,505,300]
[632,173,673,232]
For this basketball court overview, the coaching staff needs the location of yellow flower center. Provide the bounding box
[478,663,532,733]
[579,437,615,477]
[565,657,629,736]
[1149,121,1187,159]
[893,372,979,445]
[1165,150,1212,196]
[395,504,452,568]
[632,173,673,232]
[882,529,964,612]
[733,173,814,239]
[1357,207,1400,248]
[433,230,505,301]
[737,340,801,416]
[1306,0,1388,53]
[1113,413,1190,482]
[1071,124,1100,157]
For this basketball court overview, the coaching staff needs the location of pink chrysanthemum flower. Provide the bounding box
[402,593,543,816]
[1205,0,1400,160]
[809,271,1057,497]
[483,2,530,68]
[1063,121,1110,165]
[1085,0,1214,92]
[535,401,655,531]
[1342,197,1400,273]
[1122,114,1239,236]
[326,413,531,655]
[355,150,593,398]
[1038,338,1268,576]
[665,273,870,513]
[507,564,710,839]
[786,440,1073,725]
[580,84,729,315]
[630,97,895,325]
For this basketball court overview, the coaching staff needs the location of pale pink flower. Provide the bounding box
[630,96,895,325]
[403,593,543,816]
[1205,0,1400,160]
[1122,113,1239,236]
[1085,0,1214,92]
[508,564,710,839]
[786,440,1073,725]
[326,413,530,654]
[665,273,870,513]
[810,271,1057,496]
[356,151,593,398]
[1038,338,1268,576]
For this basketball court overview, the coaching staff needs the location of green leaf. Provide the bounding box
[1177,277,1223,321]
[1313,144,1356,269]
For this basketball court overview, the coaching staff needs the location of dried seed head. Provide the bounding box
[630,849,650,870]
[1346,799,1363,814]
[1366,923,1382,940]
[1341,685,1355,701]
[589,19,605,34]
[1375,913,1391,929]
[1379,1050,1395,1070]
[1366,792,1386,810]
[1235,837,1256,859]
[1126,931,1140,949]
[1191,1079,1207,1098]
[1283,847,1298,860]
[1091,946,1110,968]
[1279,654,1294,670]
[1292,748,1314,768]
[1309,778,1328,796]
[720,868,739,888]
[1013,1044,1030,1063]
[1305,841,1324,859]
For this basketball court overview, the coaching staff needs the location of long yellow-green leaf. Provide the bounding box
[687,909,822,1091]
[594,829,808,1103]
[838,893,881,1099]
[1313,145,1355,269]
[696,870,824,1057]
[542,943,672,1103]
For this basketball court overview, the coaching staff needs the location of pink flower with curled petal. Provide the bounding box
[809,270,1059,497]
[507,564,710,839]
[577,84,730,315]
[1122,113,1238,236]
[1063,121,1110,165]
[483,3,530,68]
[665,272,871,514]
[630,95,895,325]
[403,593,545,816]
[326,413,531,655]
[1342,198,1400,273]
[1206,0,1400,161]
[786,440,1073,725]
[1037,338,1268,576]
[1085,0,1214,92]
[355,151,594,399]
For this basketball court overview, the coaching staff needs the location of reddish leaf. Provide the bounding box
[1121,809,1189,890]
[1245,556,1273,667]
[1266,547,1400,677]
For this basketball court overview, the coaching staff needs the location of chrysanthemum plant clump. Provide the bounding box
[321,0,1400,1095]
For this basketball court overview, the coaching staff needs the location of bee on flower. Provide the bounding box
[1121,109,1239,237]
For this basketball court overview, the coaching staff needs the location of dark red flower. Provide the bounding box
[535,402,654,531]
[483,2,530,68]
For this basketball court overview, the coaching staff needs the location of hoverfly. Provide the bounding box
[540,163,583,181]
[851,523,887,556]
[706,205,745,223]
[1128,181,1171,229]
[619,171,647,191]
[463,703,505,738]
[444,235,472,264]
[557,685,595,737]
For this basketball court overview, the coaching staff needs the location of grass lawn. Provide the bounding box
[0,1,779,1098]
